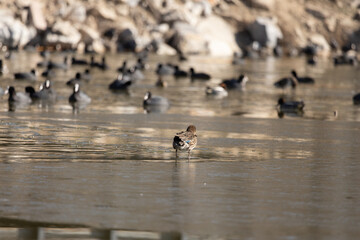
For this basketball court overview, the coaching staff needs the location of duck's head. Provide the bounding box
[44,79,51,89]
[31,69,37,75]
[291,70,297,78]
[189,68,195,74]
[186,125,196,133]
[144,91,152,101]
[277,98,285,105]
[5,86,15,96]
[219,83,227,89]
[75,72,81,79]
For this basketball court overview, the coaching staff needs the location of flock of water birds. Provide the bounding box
[0,44,358,159]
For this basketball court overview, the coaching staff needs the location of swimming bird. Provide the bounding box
[81,69,92,81]
[127,66,144,82]
[143,91,169,106]
[277,97,305,112]
[189,68,211,80]
[41,65,56,78]
[353,93,360,105]
[98,57,109,70]
[143,91,170,113]
[71,56,88,65]
[14,69,37,81]
[274,76,297,89]
[291,70,315,84]
[6,86,32,104]
[220,74,249,89]
[156,63,175,76]
[156,76,167,88]
[173,65,188,78]
[173,125,197,160]
[206,85,228,98]
[66,72,82,86]
[117,60,128,73]
[109,73,132,91]
[69,83,91,105]
[48,56,68,70]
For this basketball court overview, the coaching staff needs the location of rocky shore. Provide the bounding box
[0,0,359,58]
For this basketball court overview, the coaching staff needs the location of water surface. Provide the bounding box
[0,52,359,239]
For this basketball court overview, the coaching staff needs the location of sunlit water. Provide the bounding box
[0,52,360,239]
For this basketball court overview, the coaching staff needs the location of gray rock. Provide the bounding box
[248,17,283,48]
[117,28,137,52]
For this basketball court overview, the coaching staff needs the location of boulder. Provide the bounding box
[29,2,47,30]
[308,34,331,56]
[196,15,239,56]
[167,22,208,55]
[248,17,283,48]
[247,0,275,11]
[117,28,137,52]
[65,3,86,23]
[0,11,36,48]
[45,20,81,47]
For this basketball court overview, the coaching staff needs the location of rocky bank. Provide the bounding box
[0,0,359,57]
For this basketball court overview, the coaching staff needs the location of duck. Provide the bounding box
[81,69,92,81]
[189,68,211,80]
[353,93,360,105]
[220,74,249,89]
[277,97,305,112]
[291,70,315,84]
[231,52,244,65]
[143,91,170,113]
[156,76,167,88]
[109,73,132,91]
[156,63,175,76]
[117,60,128,73]
[274,76,297,89]
[41,64,56,78]
[71,56,88,65]
[143,91,170,106]
[98,56,109,70]
[66,72,82,86]
[127,66,144,82]
[14,69,37,81]
[173,125,197,160]
[69,83,91,105]
[135,58,149,70]
[206,85,228,98]
[5,86,32,104]
[173,65,188,78]
[307,56,317,65]
[38,79,57,101]
[48,56,68,70]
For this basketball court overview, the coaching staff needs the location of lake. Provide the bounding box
[0,51,359,239]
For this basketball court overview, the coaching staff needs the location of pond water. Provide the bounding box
[0,51,359,239]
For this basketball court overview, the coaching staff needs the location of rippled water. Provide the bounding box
[0,51,360,239]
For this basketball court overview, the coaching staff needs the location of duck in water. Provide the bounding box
[173,125,197,160]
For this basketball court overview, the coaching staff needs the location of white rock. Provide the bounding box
[46,20,81,46]
[197,16,239,56]
[0,12,36,48]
